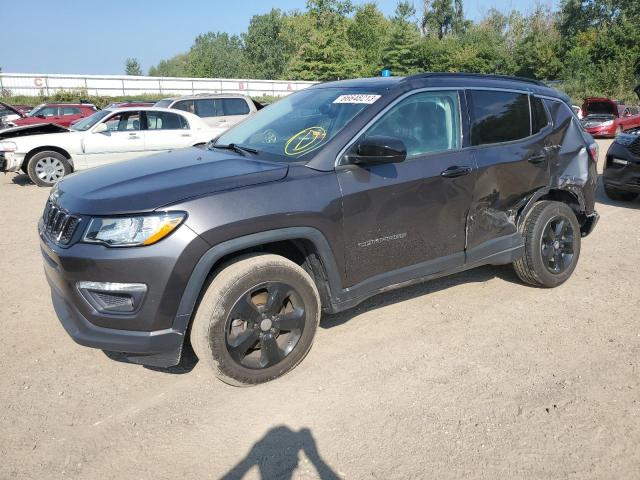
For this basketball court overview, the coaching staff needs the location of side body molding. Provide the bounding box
[171,227,343,334]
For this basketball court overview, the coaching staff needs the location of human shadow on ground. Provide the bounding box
[220,426,340,480]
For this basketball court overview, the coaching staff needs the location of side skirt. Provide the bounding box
[328,233,524,313]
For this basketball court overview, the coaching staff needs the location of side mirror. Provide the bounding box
[93,123,108,134]
[36,114,46,119]
[348,135,407,165]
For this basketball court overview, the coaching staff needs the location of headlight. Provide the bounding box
[83,212,186,247]
[0,141,17,152]
[600,120,614,127]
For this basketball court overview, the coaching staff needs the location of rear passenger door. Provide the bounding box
[143,111,194,152]
[219,98,252,128]
[465,90,552,262]
[194,98,224,129]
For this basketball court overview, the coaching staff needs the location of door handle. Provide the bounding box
[180,133,192,137]
[127,135,140,140]
[441,165,472,178]
[528,153,546,164]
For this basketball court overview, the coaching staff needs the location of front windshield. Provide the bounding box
[71,110,112,131]
[214,87,383,161]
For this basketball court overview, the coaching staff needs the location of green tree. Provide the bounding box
[513,7,562,80]
[421,0,466,38]
[285,2,364,80]
[148,53,189,77]
[186,32,248,78]
[243,9,293,79]
[382,1,421,75]
[125,58,142,76]
[347,3,391,76]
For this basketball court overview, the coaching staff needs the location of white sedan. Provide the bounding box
[0,107,218,186]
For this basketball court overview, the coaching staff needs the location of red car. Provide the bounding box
[581,95,640,137]
[8,103,98,128]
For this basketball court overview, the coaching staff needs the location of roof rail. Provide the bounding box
[403,72,547,87]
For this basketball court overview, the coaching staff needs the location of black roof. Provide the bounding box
[313,72,568,102]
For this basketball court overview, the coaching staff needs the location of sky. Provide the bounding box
[1,0,559,76]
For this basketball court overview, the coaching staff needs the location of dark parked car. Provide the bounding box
[39,73,599,385]
[603,126,640,201]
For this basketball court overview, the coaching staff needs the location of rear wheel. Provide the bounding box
[604,184,638,202]
[190,254,321,386]
[513,201,581,288]
[27,151,71,187]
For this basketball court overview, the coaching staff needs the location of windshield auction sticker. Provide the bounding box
[284,127,327,156]
[333,94,381,104]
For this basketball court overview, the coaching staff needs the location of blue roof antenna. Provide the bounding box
[381,69,392,77]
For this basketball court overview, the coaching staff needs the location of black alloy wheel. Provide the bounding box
[225,282,306,370]
[540,215,575,274]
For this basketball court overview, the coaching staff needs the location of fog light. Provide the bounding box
[77,281,147,314]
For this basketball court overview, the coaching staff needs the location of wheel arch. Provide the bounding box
[517,187,589,234]
[172,227,344,336]
[23,146,74,171]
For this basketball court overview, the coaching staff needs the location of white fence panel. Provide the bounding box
[0,73,318,98]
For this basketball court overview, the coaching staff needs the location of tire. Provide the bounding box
[190,254,321,386]
[513,201,581,288]
[27,151,72,187]
[604,184,638,202]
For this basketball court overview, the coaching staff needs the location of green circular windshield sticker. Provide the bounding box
[284,127,327,156]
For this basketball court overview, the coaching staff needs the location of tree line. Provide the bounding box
[139,0,639,103]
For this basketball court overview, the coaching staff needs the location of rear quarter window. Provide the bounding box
[531,96,550,134]
[469,90,531,145]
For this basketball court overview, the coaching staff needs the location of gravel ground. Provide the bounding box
[1,139,639,480]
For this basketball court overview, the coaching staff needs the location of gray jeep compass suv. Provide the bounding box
[40,73,599,385]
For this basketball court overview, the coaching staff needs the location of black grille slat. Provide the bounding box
[41,201,80,246]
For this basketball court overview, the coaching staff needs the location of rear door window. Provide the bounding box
[62,107,81,116]
[195,99,223,117]
[145,111,189,130]
[469,90,531,146]
[222,98,250,116]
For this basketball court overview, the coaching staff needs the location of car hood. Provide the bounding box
[0,123,70,139]
[54,148,290,215]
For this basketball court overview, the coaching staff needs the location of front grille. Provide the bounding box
[42,201,80,245]
[629,139,640,157]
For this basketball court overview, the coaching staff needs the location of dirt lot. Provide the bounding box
[1,139,639,480]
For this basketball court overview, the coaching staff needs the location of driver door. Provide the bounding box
[79,111,145,169]
[336,90,476,287]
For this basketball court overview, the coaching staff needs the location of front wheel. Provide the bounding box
[190,254,321,386]
[27,151,72,187]
[513,201,581,288]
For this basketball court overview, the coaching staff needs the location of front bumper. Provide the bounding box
[1,152,23,172]
[40,217,210,367]
[603,142,640,193]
